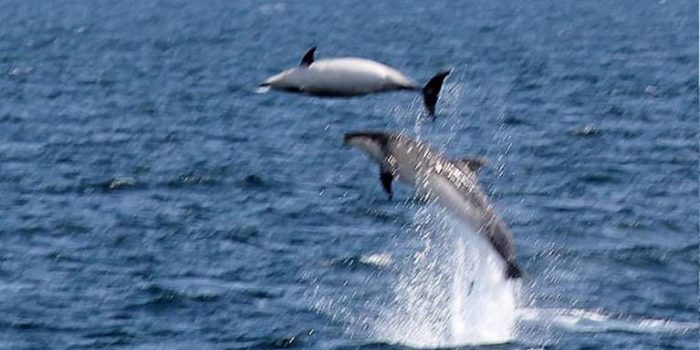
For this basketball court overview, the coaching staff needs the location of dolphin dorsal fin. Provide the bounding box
[300,46,316,67]
[455,157,488,173]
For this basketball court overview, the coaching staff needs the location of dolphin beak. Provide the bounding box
[343,132,373,144]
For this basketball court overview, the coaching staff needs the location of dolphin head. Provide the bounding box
[260,67,309,90]
[343,131,391,165]
[345,131,455,196]
[261,47,317,90]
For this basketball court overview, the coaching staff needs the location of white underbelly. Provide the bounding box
[302,58,416,95]
[262,57,417,96]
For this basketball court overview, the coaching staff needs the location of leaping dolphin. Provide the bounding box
[260,47,451,115]
[344,131,522,279]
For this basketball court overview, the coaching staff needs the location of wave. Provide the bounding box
[518,307,699,334]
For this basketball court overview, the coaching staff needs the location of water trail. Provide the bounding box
[373,205,520,348]
[367,73,519,347]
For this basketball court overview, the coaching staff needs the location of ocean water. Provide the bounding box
[0,0,698,349]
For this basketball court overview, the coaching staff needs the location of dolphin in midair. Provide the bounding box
[260,47,451,115]
[344,131,523,279]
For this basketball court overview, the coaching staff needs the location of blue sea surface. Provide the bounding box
[0,1,697,349]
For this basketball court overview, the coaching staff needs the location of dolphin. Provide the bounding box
[260,47,451,115]
[344,131,522,279]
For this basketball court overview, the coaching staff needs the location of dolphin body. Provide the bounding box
[260,47,450,115]
[344,131,522,279]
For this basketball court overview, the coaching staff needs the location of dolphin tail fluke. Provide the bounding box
[422,70,451,116]
[505,261,523,279]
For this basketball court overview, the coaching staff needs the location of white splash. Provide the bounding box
[373,205,520,348]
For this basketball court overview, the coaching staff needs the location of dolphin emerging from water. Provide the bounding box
[344,131,522,279]
[260,47,450,115]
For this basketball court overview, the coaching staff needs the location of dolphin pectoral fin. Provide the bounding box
[455,157,488,173]
[505,260,523,279]
[380,170,394,200]
[422,70,451,116]
[300,46,316,67]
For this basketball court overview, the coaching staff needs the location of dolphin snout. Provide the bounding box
[342,133,354,144]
